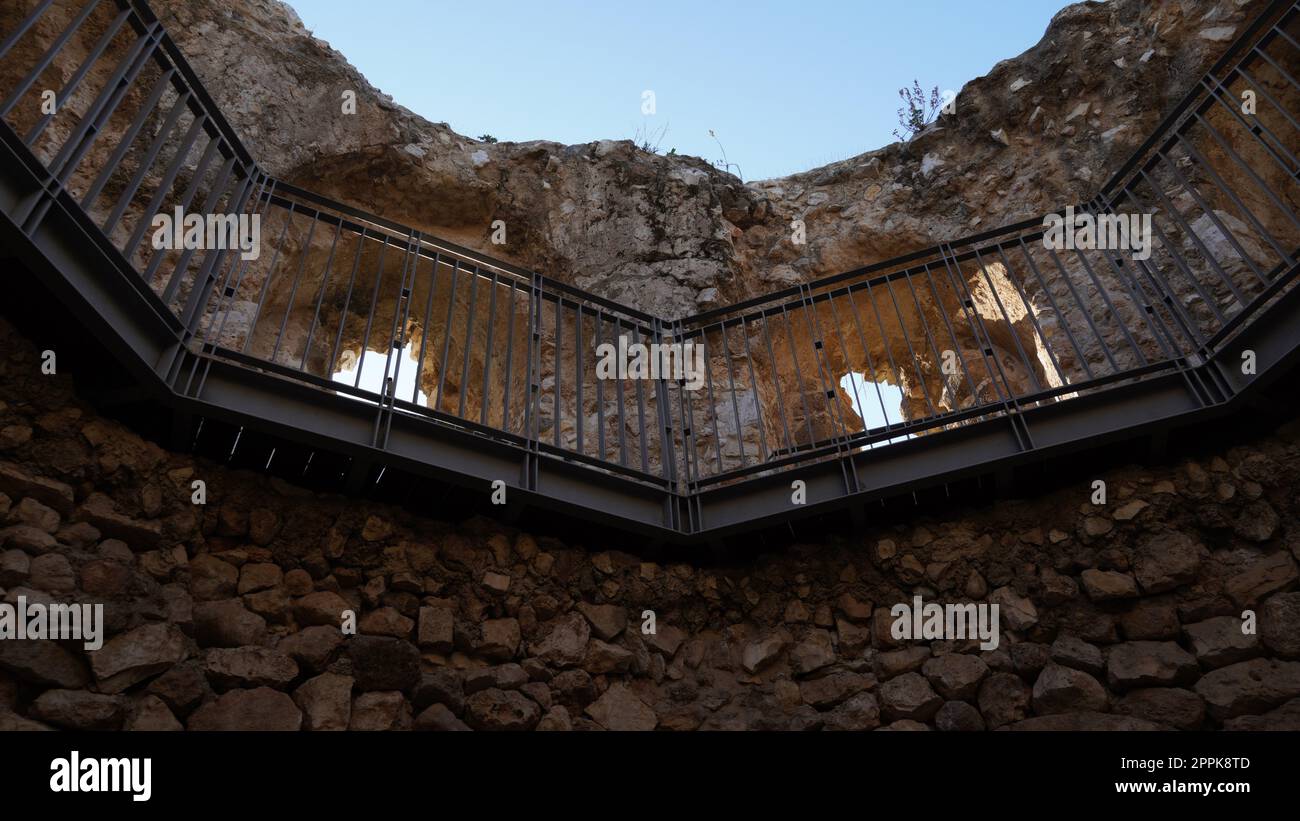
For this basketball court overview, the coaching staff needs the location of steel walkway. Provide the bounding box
[2,0,1299,545]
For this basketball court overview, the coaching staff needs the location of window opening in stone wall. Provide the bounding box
[333,343,429,406]
[841,372,912,446]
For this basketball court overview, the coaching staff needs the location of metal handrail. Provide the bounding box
[1,0,1297,539]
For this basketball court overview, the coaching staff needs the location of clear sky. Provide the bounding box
[288,0,1070,181]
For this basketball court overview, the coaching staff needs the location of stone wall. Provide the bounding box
[2,313,1298,731]
[3,0,1299,731]
[135,0,1274,317]
[1,0,1283,320]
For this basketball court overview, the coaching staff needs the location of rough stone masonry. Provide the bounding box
[1,0,1298,729]
[1,311,1298,731]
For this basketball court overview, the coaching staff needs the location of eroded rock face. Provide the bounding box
[133,0,1286,462]
[2,0,1293,478]
[102,0,1269,317]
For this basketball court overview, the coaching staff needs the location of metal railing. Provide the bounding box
[1,0,1298,540]
[668,0,1300,495]
[193,179,672,485]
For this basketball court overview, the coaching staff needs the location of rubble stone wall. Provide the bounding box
[2,314,1298,731]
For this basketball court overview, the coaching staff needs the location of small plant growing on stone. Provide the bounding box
[478,134,499,143]
[708,129,743,180]
[893,80,942,141]
[633,121,670,154]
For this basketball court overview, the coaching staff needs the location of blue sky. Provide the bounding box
[289,0,1069,181]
